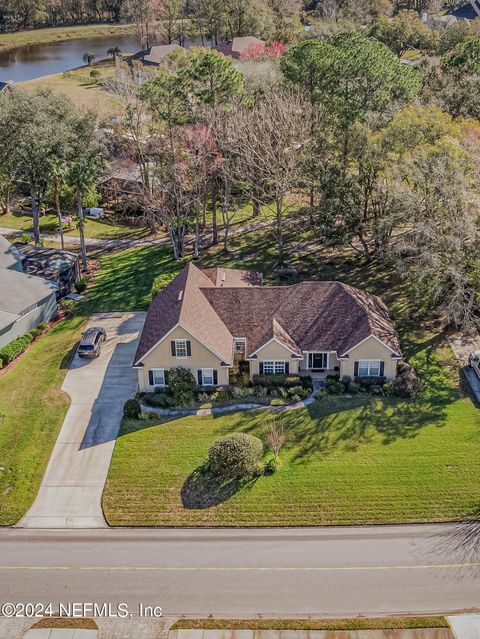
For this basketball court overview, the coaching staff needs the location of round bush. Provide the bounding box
[123,398,141,419]
[394,369,421,398]
[208,433,263,480]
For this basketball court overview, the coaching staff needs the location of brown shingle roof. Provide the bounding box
[134,265,401,367]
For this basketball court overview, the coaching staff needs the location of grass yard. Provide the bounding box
[20,56,128,115]
[0,244,173,525]
[0,316,85,525]
[103,339,480,526]
[0,211,146,241]
[0,23,133,53]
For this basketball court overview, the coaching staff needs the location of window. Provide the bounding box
[357,360,382,377]
[263,361,286,374]
[175,339,188,358]
[18,303,38,318]
[150,369,165,386]
[202,369,214,386]
[234,338,246,353]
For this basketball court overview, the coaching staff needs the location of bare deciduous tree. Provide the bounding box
[264,419,288,460]
[219,89,312,268]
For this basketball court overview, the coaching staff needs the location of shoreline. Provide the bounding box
[0,22,134,54]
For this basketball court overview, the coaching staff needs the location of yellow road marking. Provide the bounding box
[0,563,479,572]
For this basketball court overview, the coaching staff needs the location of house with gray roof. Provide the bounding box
[134,263,402,391]
[0,236,57,349]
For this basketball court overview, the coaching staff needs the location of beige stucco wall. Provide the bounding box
[137,325,230,391]
[339,336,399,380]
[248,340,301,377]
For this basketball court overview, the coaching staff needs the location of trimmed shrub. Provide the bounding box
[142,391,175,408]
[355,376,387,390]
[264,457,280,474]
[168,366,198,406]
[325,378,345,395]
[252,374,312,391]
[208,433,264,480]
[394,367,421,398]
[60,299,77,317]
[75,279,88,294]
[37,322,47,331]
[123,399,141,419]
[0,333,34,366]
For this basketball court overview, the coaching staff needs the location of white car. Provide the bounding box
[469,351,480,380]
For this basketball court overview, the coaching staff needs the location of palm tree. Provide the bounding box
[107,46,121,58]
[66,161,97,271]
[83,51,96,66]
[48,158,67,250]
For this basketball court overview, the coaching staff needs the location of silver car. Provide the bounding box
[469,351,480,380]
[78,327,106,359]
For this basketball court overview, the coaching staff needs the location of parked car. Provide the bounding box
[85,207,104,218]
[77,327,106,359]
[469,351,480,380]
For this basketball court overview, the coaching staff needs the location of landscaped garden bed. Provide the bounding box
[139,371,313,412]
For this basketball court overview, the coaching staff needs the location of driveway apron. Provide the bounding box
[19,312,146,529]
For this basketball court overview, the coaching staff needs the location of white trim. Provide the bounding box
[261,359,288,374]
[304,351,330,370]
[134,322,232,366]
[248,337,300,358]
[357,359,382,377]
[201,368,215,386]
[150,368,166,387]
[174,338,188,359]
[340,334,401,358]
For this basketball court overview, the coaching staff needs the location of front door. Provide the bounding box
[309,352,328,371]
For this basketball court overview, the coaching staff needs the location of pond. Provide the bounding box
[0,34,139,83]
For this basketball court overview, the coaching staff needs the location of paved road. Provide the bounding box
[1,525,480,618]
[19,312,146,529]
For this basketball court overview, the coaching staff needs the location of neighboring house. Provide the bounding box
[0,268,57,349]
[0,234,24,271]
[0,235,57,348]
[98,158,147,200]
[216,36,265,59]
[434,0,480,24]
[0,81,15,94]
[134,263,402,392]
[16,244,81,300]
[133,44,181,66]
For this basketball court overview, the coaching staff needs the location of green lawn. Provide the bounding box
[103,339,480,526]
[171,618,449,631]
[0,316,85,525]
[0,211,146,241]
[0,244,173,525]
[0,23,133,53]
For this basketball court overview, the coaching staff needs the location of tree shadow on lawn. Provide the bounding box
[181,464,260,509]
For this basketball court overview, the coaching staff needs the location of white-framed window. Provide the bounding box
[358,360,382,377]
[202,368,214,386]
[263,361,286,374]
[307,352,329,370]
[234,338,246,353]
[175,339,188,358]
[151,368,166,386]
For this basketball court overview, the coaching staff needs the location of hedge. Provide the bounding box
[0,333,34,367]
[252,374,312,391]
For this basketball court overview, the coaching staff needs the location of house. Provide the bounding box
[0,234,24,271]
[133,263,402,391]
[0,81,15,94]
[15,243,81,300]
[134,44,181,66]
[215,36,265,59]
[434,0,480,24]
[0,235,57,348]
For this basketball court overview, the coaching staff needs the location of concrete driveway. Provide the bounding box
[19,312,146,529]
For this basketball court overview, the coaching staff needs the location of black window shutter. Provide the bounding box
[171,341,176,356]
[164,370,169,385]
[259,362,264,374]
[148,370,154,385]
[197,370,203,385]
[213,370,218,385]
[308,353,312,369]
[354,362,359,376]
[379,361,385,377]
[285,362,289,374]
[186,341,192,356]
